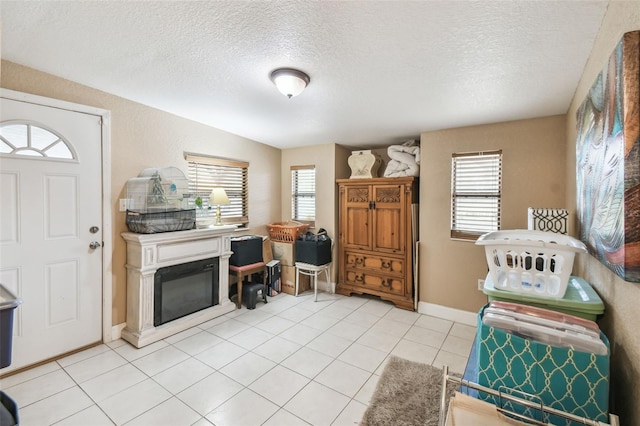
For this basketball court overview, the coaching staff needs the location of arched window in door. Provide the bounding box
[0,121,77,160]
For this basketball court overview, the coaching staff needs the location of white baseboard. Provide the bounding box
[111,323,126,341]
[417,301,477,326]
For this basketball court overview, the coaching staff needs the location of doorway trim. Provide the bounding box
[0,88,113,344]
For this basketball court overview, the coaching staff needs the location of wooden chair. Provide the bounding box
[229,262,266,309]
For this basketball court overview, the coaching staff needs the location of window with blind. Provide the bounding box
[185,152,249,227]
[451,150,502,240]
[291,165,316,226]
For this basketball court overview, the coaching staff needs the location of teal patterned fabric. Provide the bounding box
[476,306,609,425]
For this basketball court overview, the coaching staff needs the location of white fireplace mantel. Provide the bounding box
[121,226,237,348]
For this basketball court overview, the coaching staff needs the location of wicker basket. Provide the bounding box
[267,221,309,243]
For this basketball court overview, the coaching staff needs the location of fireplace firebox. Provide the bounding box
[154,257,219,326]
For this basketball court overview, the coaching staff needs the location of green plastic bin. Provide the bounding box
[483,274,604,320]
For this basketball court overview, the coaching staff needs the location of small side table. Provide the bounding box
[229,262,266,309]
[295,262,332,301]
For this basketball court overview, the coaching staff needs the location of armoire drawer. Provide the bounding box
[345,251,404,276]
[344,269,404,296]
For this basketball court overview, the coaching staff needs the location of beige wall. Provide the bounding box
[1,60,282,326]
[335,145,352,181]
[565,2,640,423]
[419,115,567,312]
[280,143,352,284]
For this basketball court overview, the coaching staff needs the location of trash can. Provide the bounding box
[0,284,21,426]
[0,284,22,369]
[0,392,18,426]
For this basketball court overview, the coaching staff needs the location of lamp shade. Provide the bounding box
[209,188,230,205]
[270,68,310,98]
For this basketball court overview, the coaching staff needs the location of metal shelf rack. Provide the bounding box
[439,365,620,426]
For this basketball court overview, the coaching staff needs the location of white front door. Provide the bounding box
[0,97,103,373]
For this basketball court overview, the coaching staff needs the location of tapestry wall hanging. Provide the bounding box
[576,30,640,282]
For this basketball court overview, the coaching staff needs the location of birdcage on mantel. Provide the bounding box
[125,167,195,233]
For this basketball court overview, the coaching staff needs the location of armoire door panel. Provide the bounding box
[345,186,370,203]
[372,184,405,253]
[373,208,403,253]
[373,184,403,205]
[344,206,370,247]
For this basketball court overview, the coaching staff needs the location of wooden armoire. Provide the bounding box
[336,177,418,310]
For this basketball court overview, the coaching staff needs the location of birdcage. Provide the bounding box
[125,167,195,233]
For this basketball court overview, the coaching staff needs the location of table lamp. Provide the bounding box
[209,188,230,226]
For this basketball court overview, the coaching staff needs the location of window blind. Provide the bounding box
[451,150,502,240]
[291,165,316,224]
[185,152,249,226]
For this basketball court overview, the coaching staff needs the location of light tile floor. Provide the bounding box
[0,292,476,426]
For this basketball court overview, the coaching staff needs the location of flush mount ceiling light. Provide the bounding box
[270,68,310,98]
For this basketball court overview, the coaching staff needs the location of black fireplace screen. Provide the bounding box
[154,257,219,326]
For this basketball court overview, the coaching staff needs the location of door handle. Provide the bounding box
[89,241,102,249]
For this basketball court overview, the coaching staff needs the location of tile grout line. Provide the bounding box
[5,294,473,425]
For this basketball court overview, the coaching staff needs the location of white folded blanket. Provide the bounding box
[384,140,420,177]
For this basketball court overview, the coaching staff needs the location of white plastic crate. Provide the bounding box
[476,230,587,298]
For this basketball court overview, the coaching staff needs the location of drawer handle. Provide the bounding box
[355,274,364,282]
[382,279,392,287]
[381,261,391,270]
[355,257,364,265]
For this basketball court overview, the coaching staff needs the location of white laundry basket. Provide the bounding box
[476,230,587,298]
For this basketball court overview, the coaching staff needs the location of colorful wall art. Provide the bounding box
[576,30,640,282]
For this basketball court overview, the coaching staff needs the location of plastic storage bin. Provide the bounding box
[482,302,607,355]
[0,284,22,368]
[483,273,604,321]
[0,392,18,426]
[476,230,587,298]
[0,285,21,426]
[230,235,263,266]
[477,304,610,425]
[295,237,332,265]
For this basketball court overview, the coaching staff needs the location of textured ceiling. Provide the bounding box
[1,1,609,149]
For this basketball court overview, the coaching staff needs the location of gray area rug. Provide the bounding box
[361,356,459,426]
